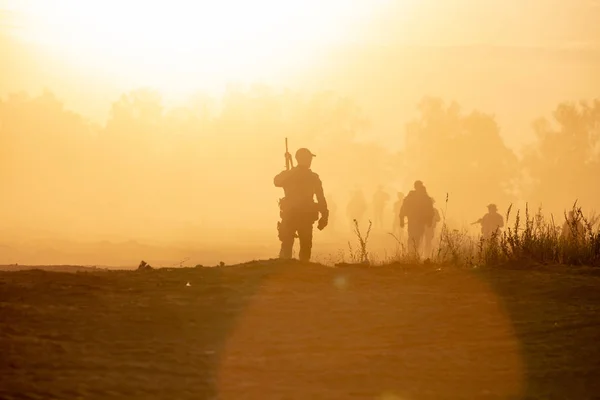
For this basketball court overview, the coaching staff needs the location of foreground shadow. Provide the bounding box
[1,262,599,399]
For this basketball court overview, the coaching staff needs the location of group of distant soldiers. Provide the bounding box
[273,146,584,262]
[343,186,393,231]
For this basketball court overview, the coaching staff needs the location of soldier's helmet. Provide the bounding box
[487,203,498,211]
[295,148,316,163]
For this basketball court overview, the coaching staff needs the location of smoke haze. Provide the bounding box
[1,0,599,266]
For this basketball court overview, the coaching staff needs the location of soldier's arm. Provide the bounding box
[273,170,292,187]
[314,174,329,218]
[398,199,407,223]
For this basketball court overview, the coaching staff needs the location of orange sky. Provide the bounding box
[2,0,600,152]
[1,1,600,265]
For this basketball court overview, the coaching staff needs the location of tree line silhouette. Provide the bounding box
[1,86,598,239]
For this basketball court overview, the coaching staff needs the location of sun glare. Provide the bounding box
[6,0,393,96]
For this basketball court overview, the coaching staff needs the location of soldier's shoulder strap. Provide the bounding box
[309,170,322,182]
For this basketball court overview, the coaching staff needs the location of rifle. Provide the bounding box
[278,138,298,239]
[285,138,294,170]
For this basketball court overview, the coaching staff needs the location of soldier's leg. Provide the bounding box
[407,224,416,252]
[278,216,296,259]
[415,226,426,256]
[408,224,424,254]
[424,230,433,256]
[297,218,314,262]
[395,218,404,242]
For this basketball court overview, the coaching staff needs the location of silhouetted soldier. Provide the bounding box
[274,148,329,262]
[399,180,434,254]
[346,189,367,229]
[392,192,405,238]
[472,204,504,240]
[561,210,585,242]
[372,185,390,230]
[424,198,441,256]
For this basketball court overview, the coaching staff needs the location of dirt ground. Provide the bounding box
[1,261,599,400]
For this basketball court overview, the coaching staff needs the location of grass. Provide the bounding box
[342,197,600,268]
[337,219,373,266]
[2,201,600,399]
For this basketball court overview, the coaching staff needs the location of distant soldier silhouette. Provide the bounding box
[274,148,329,262]
[372,185,391,230]
[392,192,405,238]
[561,210,585,242]
[424,198,441,256]
[472,204,504,240]
[327,194,337,232]
[399,180,434,254]
[346,189,367,229]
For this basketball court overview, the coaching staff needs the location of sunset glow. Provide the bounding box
[5,0,394,95]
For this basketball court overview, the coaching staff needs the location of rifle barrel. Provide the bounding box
[284,137,294,169]
[284,138,290,170]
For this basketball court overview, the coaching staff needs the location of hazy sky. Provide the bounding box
[1,1,600,265]
[2,0,600,151]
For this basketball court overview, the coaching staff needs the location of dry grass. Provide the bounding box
[341,198,600,268]
[342,219,373,265]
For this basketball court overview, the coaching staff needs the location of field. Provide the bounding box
[1,261,600,399]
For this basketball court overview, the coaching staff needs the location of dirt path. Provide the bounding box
[1,261,599,399]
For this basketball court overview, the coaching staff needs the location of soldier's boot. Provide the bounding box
[278,217,295,260]
[424,235,433,257]
[298,224,313,263]
[279,240,294,260]
[298,246,311,262]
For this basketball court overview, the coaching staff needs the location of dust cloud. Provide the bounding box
[1,1,599,266]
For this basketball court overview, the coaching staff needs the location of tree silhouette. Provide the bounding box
[0,90,96,229]
[400,97,519,218]
[522,100,600,214]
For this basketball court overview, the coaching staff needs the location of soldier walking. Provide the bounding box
[372,185,390,230]
[561,210,585,243]
[346,189,367,230]
[399,180,434,255]
[423,198,441,256]
[392,192,405,238]
[274,147,329,262]
[472,204,504,240]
